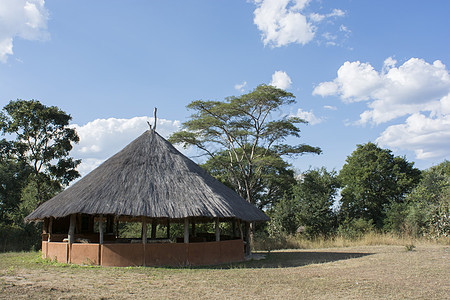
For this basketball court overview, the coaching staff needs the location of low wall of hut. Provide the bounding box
[42,239,244,267]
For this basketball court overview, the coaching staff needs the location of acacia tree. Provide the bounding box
[338,142,421,229]
[169,84,321,207]
[0,99,81,205]
[202,147,296,210]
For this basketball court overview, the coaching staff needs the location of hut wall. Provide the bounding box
[187,241,221,265]
[43,239,244,267]
[46,242,68,263]
[70,244,100,265]
[144,243,187,266]
[41,241,48,259]
[101,244,145,267]
[219,239,245,263]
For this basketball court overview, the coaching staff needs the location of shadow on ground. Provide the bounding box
[203,251,374,269]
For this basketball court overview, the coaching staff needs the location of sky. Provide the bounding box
[1,0,449,177]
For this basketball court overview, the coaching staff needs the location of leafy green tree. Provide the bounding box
[0,159,31,223]
[169,84,321,207]
[0,99,81,205]
[338,142,421,229]
[294,168,340,237]
[202,147,296,209]
[400,161,450,237]
[267,195,299,236]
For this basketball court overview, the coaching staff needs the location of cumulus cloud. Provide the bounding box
[313,57,450,124]
[323,105,337,110]
[0,0,49,63]
[292,108,323,125]
[270,70,292,89]
[252,0,345,47]
[377,113,450,159]
[71,116,181,177]
[234,81,247,92]
[314,57,450,160]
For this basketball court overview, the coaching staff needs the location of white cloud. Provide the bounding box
[234,81,247,92]
[252,0,314,47]
[313,58,450,124]
[270,70,292,89]
[0,0,49,63]
[323,105,337,110]
[377,113,450,160]
[314,57,450,161]
[310,8,345,23]
[313,60,382,103]
[251,0,345,47]
[71,116,180,177]
[293,108,323,125]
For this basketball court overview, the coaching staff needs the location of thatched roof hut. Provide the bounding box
[26,130,269,266]
[26,130,269,222]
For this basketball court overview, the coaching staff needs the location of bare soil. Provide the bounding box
[0,245,448,299]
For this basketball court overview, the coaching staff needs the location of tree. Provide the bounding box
[399,161,450,237]
[0,99,81,205]
[169,84,321,207]
[338,142,421,229]
[295,168,340,237]
[201,147,296,209]
[0,159,31,223]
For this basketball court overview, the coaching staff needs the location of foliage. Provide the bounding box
[267,195,299,236]
[0,222,41,252]
[338,142,421,229]
[169,84,321,206]
[336,218,375,239]
[202,147,296,209]
[0,159,31,223]
[0,100,81,252]
[400,161,450,237]
[0,99,81,205]
[295,168,340,237]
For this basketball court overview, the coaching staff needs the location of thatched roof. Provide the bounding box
[25,130,269,222]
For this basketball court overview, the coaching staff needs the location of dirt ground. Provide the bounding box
[0,245,448,299]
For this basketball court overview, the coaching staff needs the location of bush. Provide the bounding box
[336,218,375,239]
[0,222,41,252]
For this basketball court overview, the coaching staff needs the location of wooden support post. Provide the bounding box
[215,218,220,242]
[68,214,76,264]
[115,216,119,238]
[151,219,157,239]
[142,217,147,244]
[68,214,76,244]
[48,217,53,242]
[184,218,189,243]
[166,220,170,239]
[238,219,243,239]
[99,214,104,245]
[232,220,237,238]
[245,222,251,256]
[192,221,196,237]
[43,218,49,234]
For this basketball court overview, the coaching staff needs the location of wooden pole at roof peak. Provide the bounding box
[153,107,157,131]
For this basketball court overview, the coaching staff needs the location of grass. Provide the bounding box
[0,236,449,299]
[253,232,450,251]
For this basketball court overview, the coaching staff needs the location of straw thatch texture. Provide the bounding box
[26,130,269,222]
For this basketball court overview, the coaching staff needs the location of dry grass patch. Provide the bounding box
[0,245,448,299]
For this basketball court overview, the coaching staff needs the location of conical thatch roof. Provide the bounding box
[25,130,269,222]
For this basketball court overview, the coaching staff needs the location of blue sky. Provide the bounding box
[1,0,449,176]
